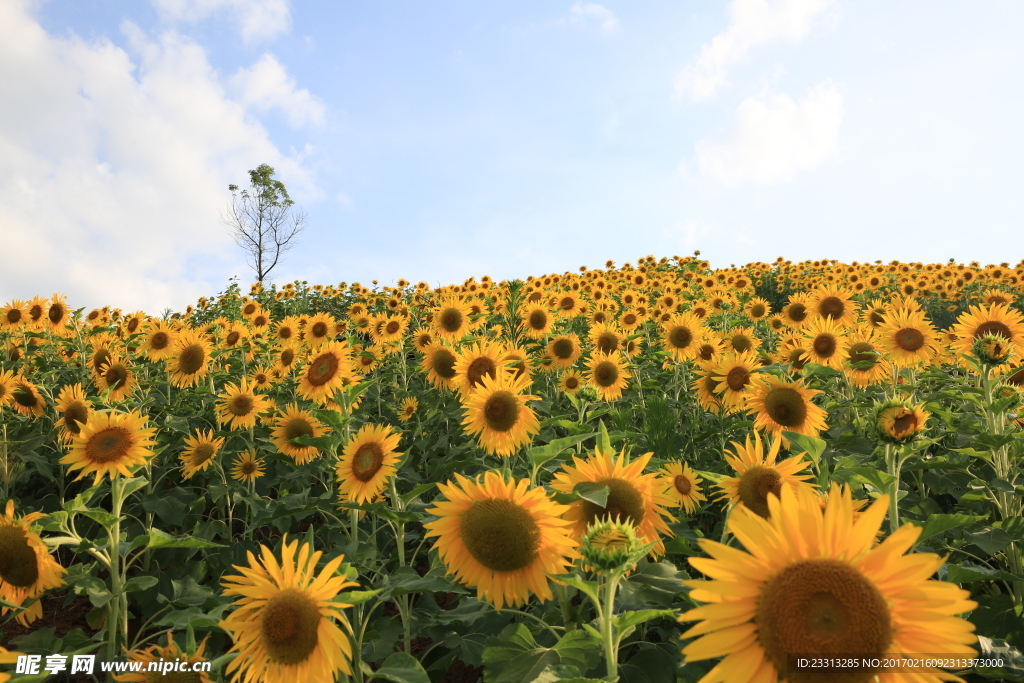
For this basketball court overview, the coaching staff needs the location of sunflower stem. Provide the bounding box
[598,571,624,679]
[554,583,576,631]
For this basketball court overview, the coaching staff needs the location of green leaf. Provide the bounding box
[573,482,609,508]
[534,665,605,683]
[289,434,338,451]
[163,414,191,434]
[619,643,679,683]
[123,575,158,593]
[969,526,1013,554]
[366,652,431,683]
[781,431,826,463]
[144,528,226,550]
[918,514,987,542]
[80,509,121,528]
[995,516,1024,542]
[946,561,1021,584]
[617,562,688,606]
[597,420,613,456]
[550,574,601,605]
[610,609,678,635]
[400,482,436,506]
[529,433,597,468]
[380,567,461,599]
[336,589,383,606]
[551,629,602,676]
[848,467,896,493]
[483,624,571,683]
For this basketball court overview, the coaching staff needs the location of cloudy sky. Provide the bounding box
[1,0,1022,315]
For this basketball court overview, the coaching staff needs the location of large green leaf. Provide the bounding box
[918,514,987,541]
[364,652,431,683]
[144,528,226,550]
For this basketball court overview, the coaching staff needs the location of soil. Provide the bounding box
[1,590,97,682]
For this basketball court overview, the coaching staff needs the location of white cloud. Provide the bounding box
[663,221,711,250]
[228,54,326,128]
[674,0,837,101]
[569,2,619,33]
[0,4,317,314]
[151,0,291,44]
[694,81,843,186]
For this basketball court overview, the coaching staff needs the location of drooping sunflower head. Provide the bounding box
[716,431,816,519]
[874,398,930,443]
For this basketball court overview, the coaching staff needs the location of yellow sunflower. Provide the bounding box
[95,353,137,402]
[694,333,726,365]
[716,431,817,519]
[1,300,27,331]
[248,365,276,390]
[272,315,303,344]
[780,293,813,329]
[60,409,158,483]
[114,631,213,682]
[453,341,508,396]
[586,349,631,401]
[9,377,47,418]
[398,397,418,422]
[711,350,760,414]
[424,471,579,610]
[520,303,554,339]
[0,647,25,683]
[271,404,327,465]
[546,334,583,369]
[44,293,72,336]
[373,314,408,344]
[745,297,772,321]
[550,447,676,558]
[138,321,178,361]
[54,383,92,443]
[745,375,828,445]
[337,424,403,504]
[0,500,66,627]
[800,316,849,369]
[679,484,978,683]
[165,329,213,389]
[951,302,1024,358]
[875,306,940,368]
[809,283,858,326]
[661,312,705,362]
[842,325,892,388]
[303,312,336,347]
[461,370,541,457]
[660,462,706,514]
[296,341,355,406]
[0,369,17,410]
[433,297,473,342]
[216,378,275,431]
[559,369,585,394]
[232,449,266,482]
[179,429,226,479]
[691,363,723,415]
[219,536,359,683]
[421,344,459,391]
[725,326,761,354]
[270,340,301,375]
[411,327,436,352]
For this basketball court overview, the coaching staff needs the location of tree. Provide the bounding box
[222,163,308,284]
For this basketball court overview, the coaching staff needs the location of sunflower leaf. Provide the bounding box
[573,482,609,508]
[847,467,896,493]
[946,561,1022,584]
[918,513,988,541]
[781,431,826,463]
[530,433,597,467]
[144,528,226,550]
[366,652,431,683]
[596,420,613,456]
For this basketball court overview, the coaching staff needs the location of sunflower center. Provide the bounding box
[750,303,766,318]
[483,391,520,433]
[552,338,574,359]
[596,333,618,353]
[13,386,38,408]
[812,335,836,358]
[48,304,65,325]
[92,348,112,375]
[260,588,322,666]
[764,388,808,428]
[386,320,401,334]
[674,474,692,496]
[280,349,295,367]
[308,353,339,386]
[311,322,328,338]
[788,304,808,322]
[5,309,21,324]
[191,444,216,466]
[0,525,39,588]
[178,344,205,374]
[698,344,715,361]
[847,341,877,366]
[351,442,384,481]
[581,477,645,527]
[226,331,240,346]
[85,427,132,464]
[594,361,619,388]
[669,326,693,349]
[460,498,540,572]
[788,349,808,369]
[440,308,464,332]
[284,418,313,441]
[279,326,293,340]
[564,376,580,390]
[229,394,254,416]
[151,332,169,350]
[63,403,89,434]
[975,320,1013,340]
[894,328,924,351]
[528,310,548,331]
[431,348,458,379]
[623,313,638,326]
[104,364,128,390]
[891,410,918,438]
[726,367,749,392]
[756,559,892,683]
[818,296,845,320]
[737,465,782,518]
[732,335,752,353]
[467,357,497,387]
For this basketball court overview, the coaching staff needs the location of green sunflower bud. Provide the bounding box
[973,333,1013,367]
[581,518,641,575]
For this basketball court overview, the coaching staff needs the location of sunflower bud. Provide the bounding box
[581,518,642,575]
[972,333,1013,367]
[874,399,930,443]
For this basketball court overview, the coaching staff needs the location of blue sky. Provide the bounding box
[1,0,1022,315]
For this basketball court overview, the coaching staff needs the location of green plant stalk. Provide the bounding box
[598,571,625,679]
[390,476,412,655]
[554,583,576,631]
[107,476,127,662]
[885,443,902,534]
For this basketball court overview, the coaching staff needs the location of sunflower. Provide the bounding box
[550,447,676,558]
[951,302,1024,358]
[745,297,772,321]
[520,303,554,339]
[398,397,418,421]
[270,404,327,465]
[661,313,704,362]
[219,322,250,351]
[232,449,266,482]
[138,321,178,361]
[0,647,24,683]
[272,315,303,343]
[95,353,137,402]
[461,370,541,457]
[1,300,27,330]
[691,363,723,415]
[433,297,473,342]
[248,365,276,390]
[54,383,92,443]
[800,316,849,369]
[745,375,828,445]
[165,329,213,389]
[215,378,275,431]
[588,322,626,355]
[24,296,47,330]
[44,293,72,335]
[453,341,508,396]
[270,340,301,376]
[551,291,588,319]
[113,631,213,683]
[424,471,579,610]
[809,283,857,326]
[875,306,939,368]
[337,425,402,504]
[411,327,436,352]
[725,326,761,354]
[219,536,359,683]
[374,314,408,344]
[296,341,354,406]
[780,293,813,329]
[875,400,930,442]
[583,349,629,402]
[546,334,583,369]
[353,344,383,374]
[60,409,158,483]
[618,307,646,332]
[716,431,816,519]
[660,462,706,514]
[0,500,66,627]
[711,350,760,414]
[843,326,892,388]
[679,484,978,683]
[178,429,226,480]
[303,313,336,347]
[559,370,585,394]
[9,377,47,418]
[502,345,532,383]
[694,333,726,365]
[421,344,459,391]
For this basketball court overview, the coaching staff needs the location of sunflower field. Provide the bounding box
[3,255,1024,683]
